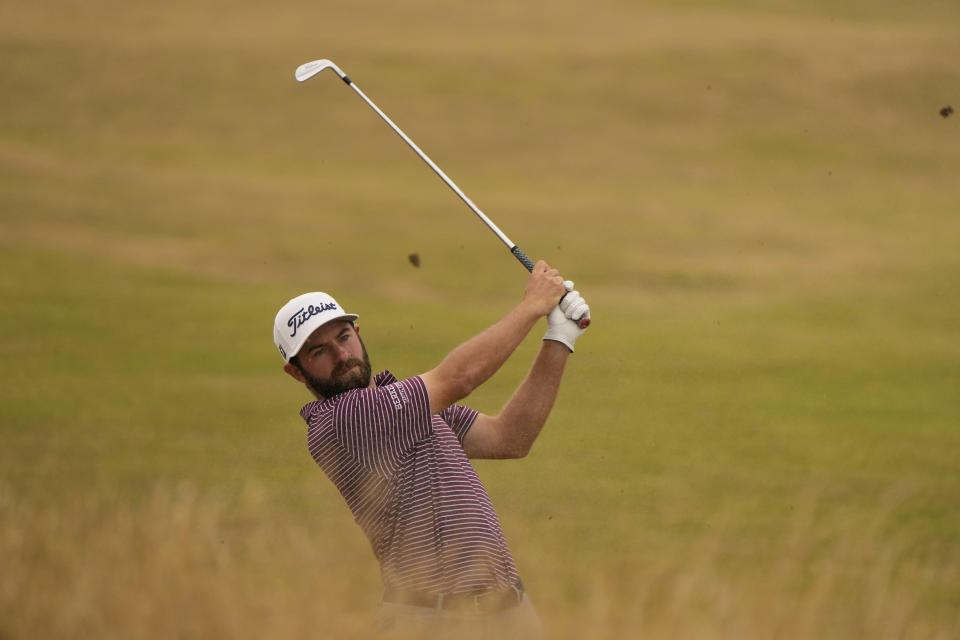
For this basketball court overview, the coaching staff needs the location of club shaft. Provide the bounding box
[340,78,535,269]
[300,61,589,328]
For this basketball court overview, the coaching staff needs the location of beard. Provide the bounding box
[300,336,373,399]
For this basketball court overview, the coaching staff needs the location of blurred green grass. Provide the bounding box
[2,0,958,637]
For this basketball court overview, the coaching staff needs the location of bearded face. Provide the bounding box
[295,334,373,399]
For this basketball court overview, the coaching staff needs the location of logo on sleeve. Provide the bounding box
[386,384,409,411]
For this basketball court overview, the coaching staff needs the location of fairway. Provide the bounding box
[2,0,959,638]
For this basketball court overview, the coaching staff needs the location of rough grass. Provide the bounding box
[1,482,956,639]
[2,0,959,637]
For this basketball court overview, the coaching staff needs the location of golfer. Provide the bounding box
[273,261,589,639]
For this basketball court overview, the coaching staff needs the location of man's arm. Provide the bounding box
[419,261,566,415]
[461,340,570,459]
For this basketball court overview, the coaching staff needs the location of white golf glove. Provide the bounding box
[543,283,590,352]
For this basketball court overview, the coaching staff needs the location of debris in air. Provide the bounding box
[940,105,954,118]
[408,253,421,267]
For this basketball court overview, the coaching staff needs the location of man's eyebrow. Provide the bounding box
[305,325,351,352]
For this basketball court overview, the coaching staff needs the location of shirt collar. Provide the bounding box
[374,369,397,386]
[299,370,395,421]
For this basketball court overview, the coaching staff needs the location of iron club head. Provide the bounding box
[295,59,347,82]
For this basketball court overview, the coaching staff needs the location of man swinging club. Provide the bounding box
[273,260,590,638]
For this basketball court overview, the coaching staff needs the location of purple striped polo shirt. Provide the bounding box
[300,370,520,595]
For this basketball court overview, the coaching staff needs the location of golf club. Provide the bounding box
[294,59,590,329]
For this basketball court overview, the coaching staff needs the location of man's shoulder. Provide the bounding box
[299,371,425,422]
[299,397,334,425]
[299,370,392,422]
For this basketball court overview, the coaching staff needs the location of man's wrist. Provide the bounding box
[542,337,574,354]
[515,298,550,323]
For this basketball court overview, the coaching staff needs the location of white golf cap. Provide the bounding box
[273,292,358,362]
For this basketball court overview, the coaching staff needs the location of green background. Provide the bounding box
[2,1,958,637]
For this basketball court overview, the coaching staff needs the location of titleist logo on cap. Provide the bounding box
[287,303,338,338]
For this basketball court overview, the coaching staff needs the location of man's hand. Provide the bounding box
[543,286,590,352]
[522,261,567,317]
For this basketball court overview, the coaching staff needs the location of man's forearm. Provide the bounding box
[421,260,567,413]
[489,340,570,457]
[434,301,542,398]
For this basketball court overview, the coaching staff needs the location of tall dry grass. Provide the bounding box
[541,485,959,640]
[2,483,956,639]
[0,484,378,639]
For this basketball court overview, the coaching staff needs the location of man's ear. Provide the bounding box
[283,361,307,383]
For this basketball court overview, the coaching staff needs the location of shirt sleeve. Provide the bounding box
[440,403,480,446]
[332,375,433,476]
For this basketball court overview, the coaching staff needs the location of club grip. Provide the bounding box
[510,245,536,272]
[513,246,591,329]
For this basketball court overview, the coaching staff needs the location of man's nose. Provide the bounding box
[330,341,351,363]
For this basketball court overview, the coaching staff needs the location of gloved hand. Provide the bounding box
[543,284,590,352]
